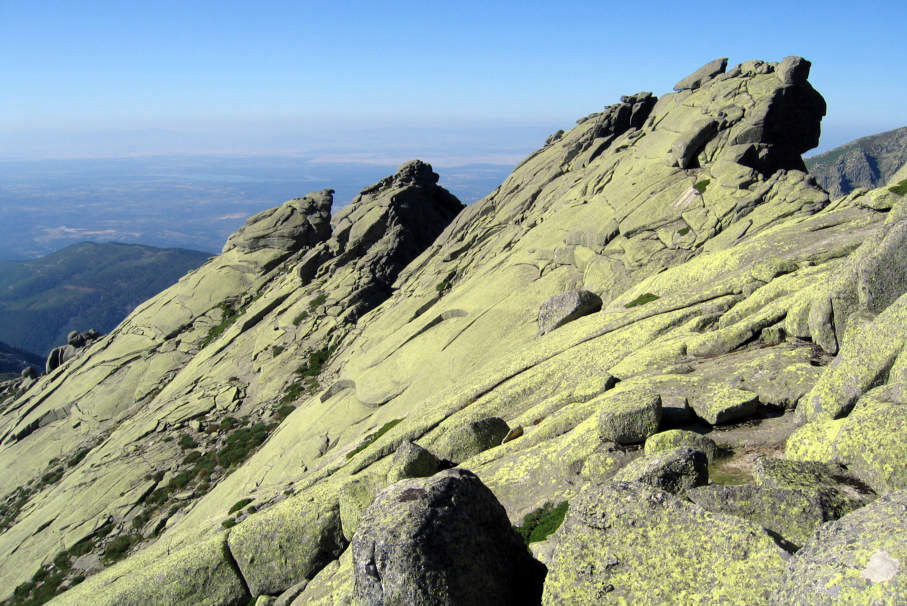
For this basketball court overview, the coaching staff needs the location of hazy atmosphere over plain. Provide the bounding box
[2,0,905,160]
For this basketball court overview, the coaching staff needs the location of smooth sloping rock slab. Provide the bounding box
[645,429,717,461]
[228,485,346,597]
[542,481,787,604]
[774,490,907,604]
[612,447,708,493]
[537,290,602,335]
[686,484,831,549]
[595,386,662,444]
[688,384,759,425]
[351,469,545,606]
[51,534,248,606]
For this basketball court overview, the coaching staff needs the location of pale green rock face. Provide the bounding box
[593,385,662,444]
[644,429,717,461]
[542,481,788,604]
[0,57,904,605]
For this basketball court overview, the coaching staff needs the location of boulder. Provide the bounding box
[595,386,661,444]
[338,474,385,542]
[686,484,834,549]
[776,56,812,86]
[351,468,546,606]
[644,429,717,461]
[775,490,907,604]
[611,447,708,493]
[537,290,602,335]
[688,383,759,425]
[227,485,346,597]
[753,457,875,518]
[386,440,441,483]
[542,481,787,604]
[673,57,728,91]
[50,534,248,606]
[432,417,510,463]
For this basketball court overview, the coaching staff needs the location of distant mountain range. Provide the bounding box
[806,126,907,197]
[0,341,43,378]
[0,241,210,355]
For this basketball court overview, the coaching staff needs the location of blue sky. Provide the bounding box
[1,0,904,160]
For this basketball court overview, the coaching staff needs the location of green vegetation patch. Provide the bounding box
[346,418,404,460]
[217,422,273,468]
[694,179,710,193]
[435,271,456,294]
[309,293,328,311]
[678,226,691,236]
[229,498,254,514]
[40,468,63,486]
[625,292,660,308]
[274,404,295,421]
[221,517,237,529]
[272,345,285,356]
[178,433,198,450]
[514,501,569,544]
[200,302,240,348]
[291,311,308,326]
[889,179,907,195]
[102,534,140,564]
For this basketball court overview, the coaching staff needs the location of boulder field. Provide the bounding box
[0,56,905,605]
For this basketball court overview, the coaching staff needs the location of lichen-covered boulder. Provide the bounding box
[338,474,385,542]
[688,383,759,425]
[595,386,661,444]
[386,440,441,483]
[673,57,728,91]
[227,485,346,597]
[542,481,787,604]
[644,429,717,461]
[49,534,248,606]
[774,490,907,604]
[537,290,602,335]
[753,457,875,518]
[431,417,510,463]
[686,484,833,549]
[351,469,545,606]
[611,447,708,493]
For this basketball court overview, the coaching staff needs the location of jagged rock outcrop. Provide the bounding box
[351,469,546,606]
[222,190,332,255]
[806,126,907,197]
[0,57,905,605]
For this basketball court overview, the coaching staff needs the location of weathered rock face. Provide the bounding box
[351,469,545,606]
[222,190,332,255]
[543,481,788,604]
[537,290,602,335]
[775,490,907,604]
[611,446,708,493]
[1,57,905,605]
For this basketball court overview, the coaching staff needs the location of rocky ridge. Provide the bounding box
[0,57,904,605]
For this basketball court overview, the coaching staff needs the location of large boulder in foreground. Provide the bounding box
[351,468,545,606]
[774,490,907,604]
[542,482,787,604]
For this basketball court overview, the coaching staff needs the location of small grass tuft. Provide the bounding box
[308,293,328,311]
[292,311,308,326]
[272,345,285,356]
[346,419,404,460]
[678,226,691,236]
[514,501,569,544]
[625,292,660,308]
[694,179,710,194]
[221,517,237,529]
[178,434,198,450]
[102,534,139,564]
[200,302,240,348]
[274,404,295,421]
[889,179,907,195]
[435,271,456,294]
[229,498,254,514]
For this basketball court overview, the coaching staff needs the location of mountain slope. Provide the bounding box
[0,242,211,356]
[806,125,907,197]
[0,57,905,605]
[0,342,42,377]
